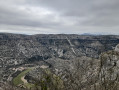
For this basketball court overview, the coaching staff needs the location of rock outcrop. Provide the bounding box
[0,33,119,90]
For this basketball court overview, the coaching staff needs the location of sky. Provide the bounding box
[0,0,119,35]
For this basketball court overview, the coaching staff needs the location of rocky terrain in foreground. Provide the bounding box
[0,33,119,90]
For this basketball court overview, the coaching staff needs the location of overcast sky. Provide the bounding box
[0,0,119,35]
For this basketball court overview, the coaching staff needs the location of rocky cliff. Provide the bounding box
[0,33,119,65]
[0,33,119,90]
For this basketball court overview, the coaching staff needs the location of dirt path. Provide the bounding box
[21,76,27,83]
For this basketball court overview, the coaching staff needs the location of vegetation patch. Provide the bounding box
[13,69,32,86]
[24,83,35,89]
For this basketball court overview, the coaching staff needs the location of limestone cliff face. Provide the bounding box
[100,44,119,81]
[98,49,119,89]
[115,44,119,52]
[0,33,119,65]
[1,33,119,90]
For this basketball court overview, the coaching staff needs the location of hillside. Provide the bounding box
[0,33,119,90]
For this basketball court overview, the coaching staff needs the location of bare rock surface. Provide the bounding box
[0,33,119,90]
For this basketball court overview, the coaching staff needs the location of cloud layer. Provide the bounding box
[0,0,119,34]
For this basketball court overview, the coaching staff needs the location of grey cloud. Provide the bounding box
[0,3,62,28]
[21,0,119,27]
[0,0,119,34]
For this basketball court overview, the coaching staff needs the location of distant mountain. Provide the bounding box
[81,32,113,35]
[81,33,106,36]
[81,33,96,35]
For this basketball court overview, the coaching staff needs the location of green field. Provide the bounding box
[13,69,32,86]
[13,68,64,89]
